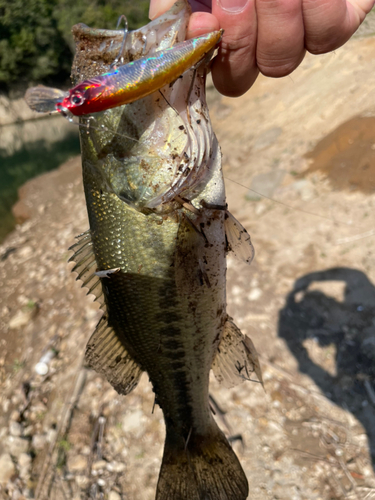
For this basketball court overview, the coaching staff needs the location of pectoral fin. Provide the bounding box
[212,318,263,388]
[224,211,254,265]
[85,315,143,395]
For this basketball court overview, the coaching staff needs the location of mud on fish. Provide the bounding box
[31,1,263,498]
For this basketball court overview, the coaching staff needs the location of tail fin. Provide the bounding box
[156,421,248,500]
[25,86,67,113]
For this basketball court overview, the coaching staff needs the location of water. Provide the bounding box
[0,116,80,242]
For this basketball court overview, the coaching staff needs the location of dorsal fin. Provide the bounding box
[212,317,263,388]
[85,315,143,395]
[224,211,255,265]
[68,230,104,307]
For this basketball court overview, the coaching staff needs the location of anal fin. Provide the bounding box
[85,315,143,395]
[212,317,263,388]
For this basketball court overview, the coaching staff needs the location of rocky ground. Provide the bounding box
[1,20,375,500]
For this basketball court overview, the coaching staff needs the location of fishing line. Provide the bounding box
[158,90,179,116]
[223,176,361,229]
[72,116,373,234]
[70,116,141,144]
[76,116,367,232]
[56,77,373,236]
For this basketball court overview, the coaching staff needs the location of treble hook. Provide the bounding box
[111,14,129,69]
[141,34,147,55]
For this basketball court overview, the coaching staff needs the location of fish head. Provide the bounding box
[73,0,223,212]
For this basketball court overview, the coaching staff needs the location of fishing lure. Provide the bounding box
[25,30,222,117]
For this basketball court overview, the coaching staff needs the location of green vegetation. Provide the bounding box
[56,437,71,468]
[0,130,80,241]
[12,358,24,373]
[0,0,150,95]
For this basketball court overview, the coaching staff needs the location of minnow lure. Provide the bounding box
[25,30,222,117]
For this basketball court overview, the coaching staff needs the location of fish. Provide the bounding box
[46,1,262,499]
[24,30,222,117]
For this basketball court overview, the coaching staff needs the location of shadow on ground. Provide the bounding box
[278,267,375,468]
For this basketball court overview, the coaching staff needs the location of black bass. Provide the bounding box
[67,1,261,499]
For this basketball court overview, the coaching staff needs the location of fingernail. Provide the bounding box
[149,0,174,20]
[217,0,249,13]
[149,1,158,20]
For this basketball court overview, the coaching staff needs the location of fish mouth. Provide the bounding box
[73,0,219,213]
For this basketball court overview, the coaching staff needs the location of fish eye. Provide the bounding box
[71,93,83,106]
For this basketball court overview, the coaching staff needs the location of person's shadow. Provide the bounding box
[278,267,375,468]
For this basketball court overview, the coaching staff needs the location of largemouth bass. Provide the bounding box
[67,1,262,498]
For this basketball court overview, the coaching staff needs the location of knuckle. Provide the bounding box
[257,56,302,77]
[306,32,349,54]
[220,32,254,55]
[303,0,353,54]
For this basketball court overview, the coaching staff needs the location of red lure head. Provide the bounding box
[56,80,106,116]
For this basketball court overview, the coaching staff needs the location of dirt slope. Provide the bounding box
[1,29,375,500]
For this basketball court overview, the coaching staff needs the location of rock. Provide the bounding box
[0,454,15,485]
[246,169,286,201]
[31,434,46,450]
[253,127,282,151]
[18,246,33,259]
[67,454,87,472]
[46,428,57,444]
[9,303,38,329]
[18,453,31,469]
[23,426,33,437]
[75,475,89,488]
[122,409,143,433]
[10,410,21,422]
[7,436,29,457]
[92,459,107,471]
[291,179,315,201]
[108,492,121,500]
[2,399,10,413]
[18,453,32,479]
[81,445,91,456]
[107,461,126,473]
[12,198,33,225]
[248,288,262,301]
[9,421,23,437]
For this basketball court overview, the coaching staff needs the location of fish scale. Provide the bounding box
[87,186,224,435]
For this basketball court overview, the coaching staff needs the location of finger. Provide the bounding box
[149,0,176,20]
[189,0,212,12]
[211,0,259,97]
[255,0,305,78]
[149,2,218,48]
[150,0,213,20]
[187,12,220,37]
[303,0,375,54]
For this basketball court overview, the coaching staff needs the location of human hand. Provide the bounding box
[149,0,374,97]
